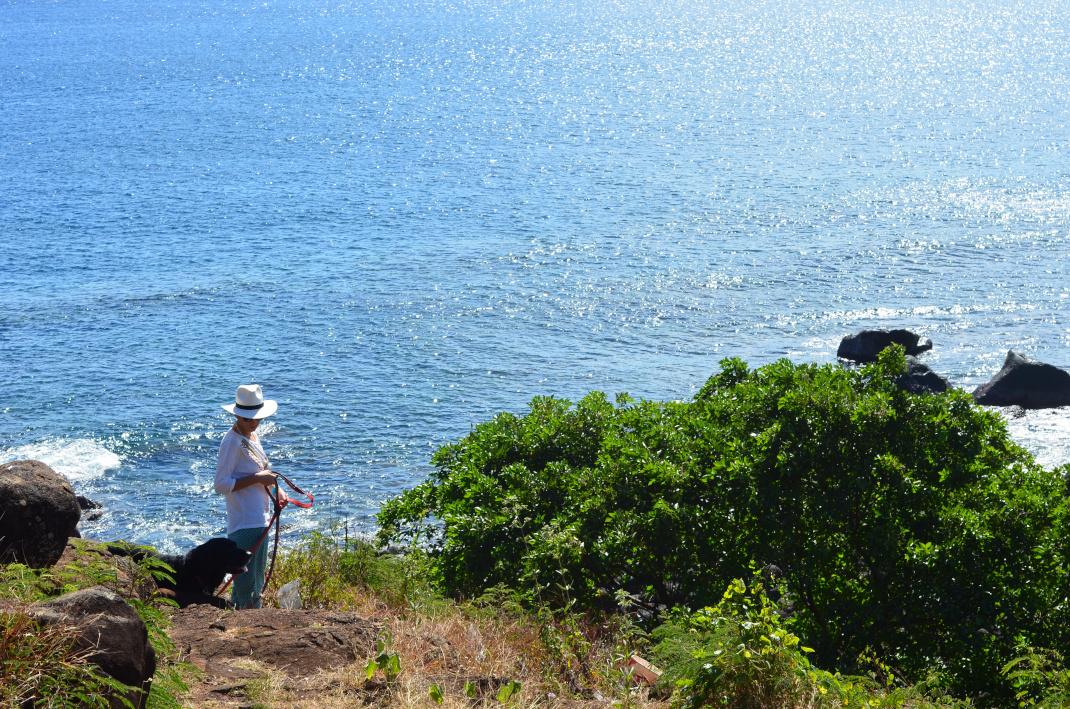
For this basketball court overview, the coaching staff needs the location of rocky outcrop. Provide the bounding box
[32,586,156,709]
[898,356,950,394]
[0,459,80,567]
[837,329,933,363]
[169,606,378,678]
[973,351,1070,409]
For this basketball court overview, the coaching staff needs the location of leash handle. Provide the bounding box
[272,470,314,508]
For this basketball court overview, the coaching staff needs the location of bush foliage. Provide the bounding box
[651,577,973,709]
[378,348,1070,701]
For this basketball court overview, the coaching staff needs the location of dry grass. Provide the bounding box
[193,584,669,709]
[0,607,130,708]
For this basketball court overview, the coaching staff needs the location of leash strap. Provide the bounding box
[262,483,284,592]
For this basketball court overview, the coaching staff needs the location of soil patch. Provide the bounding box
[170,605,380,706]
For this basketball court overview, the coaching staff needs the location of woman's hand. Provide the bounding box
[256,470,279,487]
[232,470,278,491]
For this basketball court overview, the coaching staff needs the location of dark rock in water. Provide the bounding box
[32,586,156,708]
[837,329,933,363]
[973,351,1070,409]
[0,459,80,568]
[77,494,100,510]
[898,356,950,394]
[78,494,105,522]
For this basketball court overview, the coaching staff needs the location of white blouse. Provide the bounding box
[215,429,273,533]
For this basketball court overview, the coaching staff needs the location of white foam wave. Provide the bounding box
[0,438,121,482]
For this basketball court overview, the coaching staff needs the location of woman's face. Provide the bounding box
[235,416,261,435]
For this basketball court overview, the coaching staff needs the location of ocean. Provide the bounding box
[1,0,1068,553]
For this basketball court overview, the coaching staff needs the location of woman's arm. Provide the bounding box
[215,436,240,495]
[216,432,278,494]
[232,470,278,491]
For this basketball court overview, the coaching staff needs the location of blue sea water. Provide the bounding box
[1,0,1068,552]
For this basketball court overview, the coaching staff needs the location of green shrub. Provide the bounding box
[378,348,1070,703]
[1002,646,1070,708]
[270,531,441,611]
[651,577,819,708]
[651,578,973,709]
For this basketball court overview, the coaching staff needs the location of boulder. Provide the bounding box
[31,586,156,708]
[898,357,950,394]
[0,459,80,568]
[837,329,933,363]
[78,494,105,522]
[973,351,1070,409]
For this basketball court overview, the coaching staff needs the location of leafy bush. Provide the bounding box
[651,577,823,708]
[1002,646,1070,708]
[378,348,1070,702]
[651,577,973,709]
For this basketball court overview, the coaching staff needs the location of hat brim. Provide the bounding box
[222,400,278,419]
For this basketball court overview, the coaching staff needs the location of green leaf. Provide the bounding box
[385,652,402,680]
[496,679,522,703]
[429,683,444,704]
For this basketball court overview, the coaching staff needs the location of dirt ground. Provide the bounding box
[165,603,661,708]
[169,605,381,706]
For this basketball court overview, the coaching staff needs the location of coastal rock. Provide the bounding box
[169,606,378,676]
[972,351,1070,409]
[78,494,105,522]
[898,357,950,395]
[837,329,933,363]
[0,459,80,568]
[32,586,156,708]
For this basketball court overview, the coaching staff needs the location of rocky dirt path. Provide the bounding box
[169,606,380,707]
[165,604,634,708]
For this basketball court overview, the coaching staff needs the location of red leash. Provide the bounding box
[273,470,314,509]
[216,472,314,597]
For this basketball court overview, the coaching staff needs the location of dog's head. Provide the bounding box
[184,537,253,590]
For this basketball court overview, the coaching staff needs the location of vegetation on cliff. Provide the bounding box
[5,347,1070,706]
[0,540,188,708]
[378,347,1070,705]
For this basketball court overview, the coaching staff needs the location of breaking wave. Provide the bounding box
[0,438,121,482]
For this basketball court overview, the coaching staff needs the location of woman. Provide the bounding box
[215,383,281,609]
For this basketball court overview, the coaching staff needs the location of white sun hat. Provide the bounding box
[221,384,278,420]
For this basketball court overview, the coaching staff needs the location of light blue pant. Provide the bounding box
[228,526,269,609]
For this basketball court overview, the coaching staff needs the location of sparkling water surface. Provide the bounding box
[1,0,1068,552]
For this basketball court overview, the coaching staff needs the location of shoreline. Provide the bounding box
[6,345,1067,551]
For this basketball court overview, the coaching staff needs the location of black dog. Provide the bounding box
[107,538,251,609]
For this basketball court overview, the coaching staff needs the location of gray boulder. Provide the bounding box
[837,329,933,363]
[32,586,156,709]
[0,459,80,567]
[973,351,1070,409]
[898,356,950,394]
